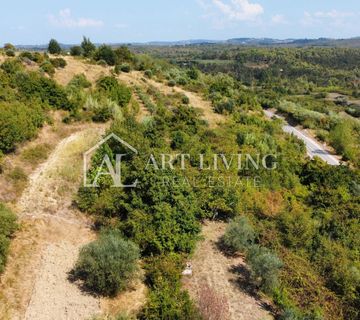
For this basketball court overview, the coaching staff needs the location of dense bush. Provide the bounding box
[96,76,131,107]
[40,61,55,76]
[114,46,134,63]
[0,203,17,273]
[5,50,15,57]
[330,121,359,164]
[70,46,83,56]
[120,63,131,73]
[50,58,67,69]
[140,255,202,320]
[0,61,79,153]
[0,102,45,153]
[67,74,91,89]
[72,231,139,296]
[15,73,73,110]
[167,79,176,87]
[144,70,153,78]
[94,45,117,66]
[92,104,113,122]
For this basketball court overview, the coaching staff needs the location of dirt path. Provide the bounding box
[0,125,106,320]
[184,221,273,320]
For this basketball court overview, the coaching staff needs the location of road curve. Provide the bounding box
[264,109,340,166]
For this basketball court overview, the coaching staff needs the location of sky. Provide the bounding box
[1,0,360,44]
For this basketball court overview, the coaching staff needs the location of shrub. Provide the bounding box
[329,121,358,163]
[120,63,131,73]
[187,68,199,80]
[114,64,131,74]
[222,216,255,253]
[31,52,45,64]
[50,58,67,69]
[168,79,176,87]
[182,95,190,104]
[247,245,283,293]
[0,203,18,273]
[1,59,23,74]
[96,76,131,107]
[144,70,153,78]
[114,46,134,63]
[92,105,113,122]
[5,50,15,57]
[213,97,234,114]
[140,255,201,320]
[48,39,61,54]
[67,74,91,89]
[40,61,55,76]
[177,77,187,86]
[0,102,45,153]
[15,73,73,110]
[72,231,139,296]
[19,51,34,61]
[171,130,189,149]
[70,46,83,56]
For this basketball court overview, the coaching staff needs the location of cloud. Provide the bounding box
[271,14,287,24]
[313,10,354,19]
[212,0,264,21]
[301,10,356,26]
[48,9,103,28]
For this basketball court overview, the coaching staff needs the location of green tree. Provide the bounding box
[114,46,134,63]
[94,45,117,66]
[81,36,96,57]
[48,39,61,54]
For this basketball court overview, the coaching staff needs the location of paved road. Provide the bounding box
[264,109,340,166]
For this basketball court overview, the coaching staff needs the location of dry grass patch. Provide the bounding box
[20,144,52,168]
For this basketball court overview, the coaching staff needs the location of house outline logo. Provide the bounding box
[83,133,138,188]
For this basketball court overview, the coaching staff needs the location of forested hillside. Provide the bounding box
[0,40,359,320]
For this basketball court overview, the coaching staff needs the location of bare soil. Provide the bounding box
[184,221,274,320]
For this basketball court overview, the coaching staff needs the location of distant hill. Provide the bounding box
[11,37,360,50]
